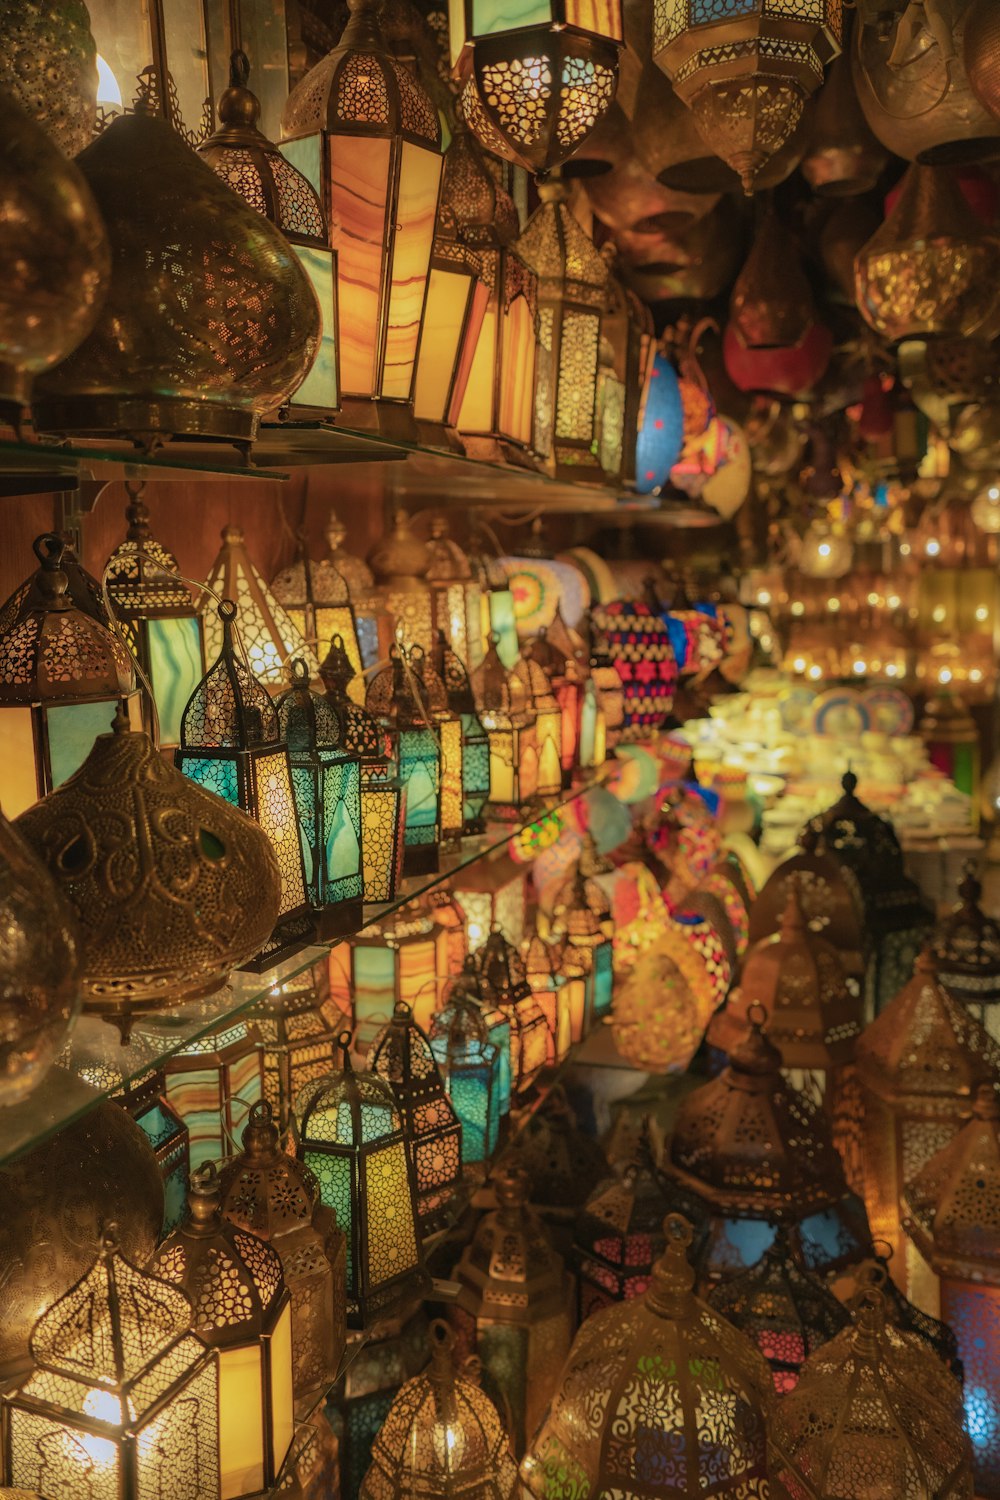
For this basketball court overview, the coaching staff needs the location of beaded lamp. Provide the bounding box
[749,824,867,986]
[932,863,1000,1042]
[245,963,342,1138]
[451,1165,573,1457]
[369,1001,464,1237]
[573,1119,671,1320]
[427,629,491,835]
[522,928,573,1063]
[588,597,677,740]
[521,1214,773,1499]
[298,1037,429,1328]
[200,524,318,689]
[218,1100,347,1410]
[855,949,1000,1294]
[270,540,365,689]
[3,1228,220,1500]
[428,981,502,1169]
[328,903,449,1047]
[360,1319,518,1499]
[469,635,539,819]
[477,926,549,1094]
[366,642,442,876]
[155,1164,295,1500]
[160,1016,264,1172]
[683,858,752,972]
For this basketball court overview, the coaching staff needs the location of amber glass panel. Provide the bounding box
[383,143,443,401]
[449,280,490,427]
[566,0,623,37]
[501,293,537,446]
[413,268,471,423]
[329,135,391,399]
[458,300,498,434]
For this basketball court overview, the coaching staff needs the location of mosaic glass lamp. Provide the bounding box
[200,524,318,689]
[477,926,549,1094]
[429,979,502,1169]
[155,1163,295,1500]
[246,963,342,1136]
[275,658,363,934]
[0,534,141,818]
[932,862,1000,1042]
[369,1001,464,1237]
[297,1036,430,1328]
[469,635,539,819]
[218,1099,347,1410]
[176,600,312,963]
[160,1016,264,1172]
[521,1214,773,1499]
[423,515,486,672]
[428,628,490,835]
[270,540,364,690]
[104,485,204,750]
[281,0,443,441]
[573,1119,671,1320]
[329,903,448,1047]
[3,1227,220,1500]
[366,642,442,876]
[451,1164,573,1457]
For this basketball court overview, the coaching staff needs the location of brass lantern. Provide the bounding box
[573,1120,671,1320]
[448,0,623,175]
[596,260,655,488]
[104,485,205,751]
[932,863,1000,1041]
[551,863,615,1026]
[323,505,380,670]
[366,643,443,876]
[368,511,435,660]
[329,903,449,1046]
[369,1001,464,1236]
[429,981,503,1169]
[451,1164,574,1457]
[652,0,842,195]
[246,963,342,1134]
[218,1099,347,1410]
[427,629,491,836]
[477,926,549,1094]
[524,620,586,787]
[522,928,573,1063]
[0,535,143,819]
[4,1228,221,1500]
[201,524,318,689]
[521,1214,774,1499]
[160,1016,265,1172]
[298,1036,430,1328]
[516,178,610,483]
[155,1164,295,1500]
[469,636,539,818]
[270,541,365,692]
[281,0,444,441]
[0,0,97,156]
[424,515,487,672]
[749,825,867,987]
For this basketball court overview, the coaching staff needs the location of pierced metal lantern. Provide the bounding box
[429,980,502,1169]
[201,524,318,689]
[470,636,539,819]
[0,534,142,819]
[270,543,364,691]
[453,958,514,1121]
[750,825,867,986]
[4,1228,220,1500]
[552,863,615,1025]
[932,863,1000,1041]
[652,0,842,195]
[522,1214,773,1499]
[323,506,379,670]
[367,643,442,876]
[517,179,609,484]
[573,1119,671,1319]
[247,963,342,1136]
[360,1319,518,1499]
[428,629,491,836]
[368,511,435,661]
[597,261,655,487]
[454,847,529,953]
[524,620,586,787]
[199,49,339,417]
[522,928,573,1063]
[329,904,448,1048]
[114,1067,191,1237]
[281,0,444,440]
[504,1088,611,1242]
[852,1243,963,1383]
[409,643,466,845]
[856,948,1000,1294]
[218,1099,347,1410]
[336,1307,432,1500]
[155,1163,295,1500]
[708,1226,850,1394]
[103,484,205,750]
[369,1001,464,1237]
[770,1289,974,1500]
[424,516,486,672]
[275,658,363,934]
[298,1036,430,1328]
[451,1164,573,1457]
[449,0,623,175]
[160,1016,265,1172]
[477,926,549,1094]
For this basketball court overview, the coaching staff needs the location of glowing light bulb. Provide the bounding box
[970,668,984,684]
[900,542,911,557]
[932,606,946,624]
[852,660,866,675]
[791,601,804,617]
[808,665,822,680]
[885,663,899,678]
[926,539,941,557]
[757,590,771,606]
[939,668,953,684]
[887,595,901,610]
[792,657,806,673]
[96,54,123,110]
[867,592,879,607]
[827,598,840,613]
[818,541,831,558]
[976,606,989,623]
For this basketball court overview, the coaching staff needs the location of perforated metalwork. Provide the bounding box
[574,1123,670,1316]
[200,526,319,688]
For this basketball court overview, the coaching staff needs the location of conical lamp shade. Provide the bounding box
[200,524,319,688]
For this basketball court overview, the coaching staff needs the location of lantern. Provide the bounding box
[477,927,549,1094]
[919,691,981,803]
[85,0,214,143]
[652,0,842,195]
[524,620,585,786]
[425,888,470,979]
[522,1214,773,1499]
[328,904,448,1047]
[369,1001,464,1236]
[367,511,434,660]
[933,863,1000,1040]
[245,962,343,1135]
[504,1088,611,1245]
[522,929,573,1063]
[852,1241,963,1381]
[104,486,205,750]
[517,178,609,483]
[336,1308,431,1500]
[573,1120,671,1319]
[453,958,513,1119]
[409,645,466,846]
[588,630,626,747]
[4,1228,220,1500]
[160,1017,264,1172]
[0,535,142,818]
[469,636,539,818]
[423,515,486,671]
[428,983,502,1169]
[610,927,719,1075]
[749,825,867,987]
[802,48,888,195]
[428,629,491,836]
[270,543,364,691]
[451,1165,573,1457]
[154,1164,294,1500]
[366,643,441,875]
[855,949,1000,1294]
[114,1068,190,1237]
[218,1099,346,1409]
[323,507,380,670]
[298,1037,430,1327]
[513,650,563,799]
[274,658,363,934]
[453,848,529,954]
[552,864,615,1024]
[200,524,317,689]
[449,0,622,175]
[360,1319,518,1498]
[281,0,444,440]
[176,600,312,963]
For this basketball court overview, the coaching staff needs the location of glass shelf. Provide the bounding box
[0,771,608,1167]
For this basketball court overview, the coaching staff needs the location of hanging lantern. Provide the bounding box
[360,1319,517,1498]
[453,957,513,1120]
[451,1164,573,1457]
[110,1067,190,1236]
[328,903,449,1046]
[854,1241,964,1380]
[469,636,539,819]
[369,1001,464,1236]
[154,1163,294,1500]
[0,535,143,819]
[855,948,1000,1293]
[323,506,380,670]
[428,982,502,1170]
[522,928,573,1064]
[596,258,655,487]
[199,48,339,418]
[176,600,312,964]
[428,629,491,836]
[573,1120,671,1319]
[551,864,615,1025]
[524,618,586,786]
[200,524,318,689]
[522,1213,773,1498]
[933,863,1000,1039]
[588,630,626,747]
[516,178,610,483]
[511,650,563,799]
[218,1099,347,1409]
[4,1227,220,1500]
[469,536,521,671]
[84,0,216,143]
[298,1036,430,1327]
[281,0,444,441]
[246,963,343,1136]
[275,659,363,934]
[270,542,365,693]
[803,45,888,196]
[159,1016,264,1171]
[423,515,486,672]
[366,642,442,876]
[749,826,867,986]
[449,0,622,175]
[477,926,549,1094]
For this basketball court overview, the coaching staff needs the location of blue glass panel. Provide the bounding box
[636,352,684,495]
[177,754,240,806]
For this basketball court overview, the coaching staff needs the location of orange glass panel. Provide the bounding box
[458,299,498,433]
[449,279,490,426]
[565,0,622,38]
[414,268,471,422]
[329,135,390,399]
[383,141,442,401]
[501,293,536,446]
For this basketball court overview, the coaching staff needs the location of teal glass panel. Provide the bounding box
[472,0,552,33]
[354,945,397,1039]
[322,755,363,903]
[148,616,203,747]
[400,727,439,844]
[489,589,520,670]
[291,763,318,894]
[177,754,240,806]
[291,245,339,412]
[47,700,119,787]
[280,135,323,195]
[590,938,614,1020]
[360,1105,395,1144]
[486,1013,512,1117]
[460,712,490,825]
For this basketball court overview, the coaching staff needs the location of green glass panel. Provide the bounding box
[280,135,323,195]
[472,0,552,33]
[291,246,339,412]
[148,616,203,747]
[177,754,240,806]
[307,1149,355,1283]
[47,701,119,788]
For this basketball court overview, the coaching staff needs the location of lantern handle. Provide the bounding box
[338,1029,355,1071]
[290,657,310,688]
[746,1001,769,1029]
[393,1000,412,1021]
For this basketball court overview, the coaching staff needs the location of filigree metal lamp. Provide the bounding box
[366,642,442,875]
[428,629,491,836]
[201,525,319,689]
[932,862,1000,1041]
[749,825,867,986]
[477,926,549,1094]
[573,1119,671,1319]
[270,540,364,689]
[328,903,449,1046]
[469,635,539,819]
[429,976,502,1169]
[246,963,342,1134]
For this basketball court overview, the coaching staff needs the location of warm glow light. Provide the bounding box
[932,606,947,624]
[827,598,840,612]
[808,665,823,680]
[84,1387,123,1425]
[791,601,804,617]
[971,668,984,683]
[96,53,123,109]
[885,663,899,677]
[940,668,953,684]
[818,542,831,557]
[853,660,866,675]
[757,590,772,605]
[926,539,941,557]
[900,543,911,556]
[792,657,806,673]
[887,594,901,609]
[976,607,989,622]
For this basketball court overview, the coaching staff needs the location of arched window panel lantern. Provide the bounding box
[524,619,586,785]
[596,259,655,488]
[429,981,502,1170]
[428,629,491,835]
[410,643,466,845]
[513,650,564,799]
[454,955,514,1119]
[270,543,365,692]
[522,928,574,1063]
[551,863,615,1025]
[200,524,319,690]
[281,0,445,442]
[424,515,487,673]
[328,903,450,1048]
[366,642,444,876]
[246,963,343,1137]
[453,847,530,954]
[469,636,540,820]
[425,887,471,980]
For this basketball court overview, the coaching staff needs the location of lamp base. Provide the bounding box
[460,433,542,471]
[403,842,439,877]
[336,396,419,445]
[415,418,466,455]
[32,393,259,452]
[316,898,364,943]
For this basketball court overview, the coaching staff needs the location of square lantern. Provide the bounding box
[176,600,314,965]
[280,0,444,442]
[429,983,502,1169]
[0,534,143,818]
[470,637,539,820]
[323,507,381,673]
[516,651,565,799]
[328,905,450,1049]
[298,1040,431,1328]
[412,216,490,451]
[4,1231,220,1500]
[452,958,513,1121]
[524,614,588,787]
[478,927,550,1093]
[160,1017,264,1171]
[366,643,442,877]
[453,847,529,955]
[104,486,205,750]
[578,676,607,770]
[429,629,491,835]
[413,645,466,845]
[553,865,615,1024]
[246,963,343,1135]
